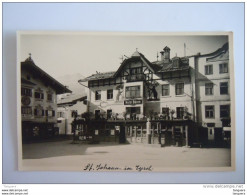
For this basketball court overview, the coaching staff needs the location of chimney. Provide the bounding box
[160,46,170,63]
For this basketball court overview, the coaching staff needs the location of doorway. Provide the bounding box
[119,125,126,143]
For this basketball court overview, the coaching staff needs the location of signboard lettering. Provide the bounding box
[124,100,142,105]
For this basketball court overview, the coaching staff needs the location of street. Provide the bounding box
[21,140,231,172]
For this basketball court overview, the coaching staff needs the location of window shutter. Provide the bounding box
[52,110,55,117]
[34,109,37,116]
[45,110,48,116]
[42,110,44,116]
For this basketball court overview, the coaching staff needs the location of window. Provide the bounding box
[107,109,112,119]
[205,83,214,95]
[57,112,63,118]
[107,89,113,100]
[130,67,142,75]
[34,107,44,116]
[162,84,170,96]
[125,86,141,98]
[95,110,100,119]
[219,63,228,73]
[21,107,32,115]
[35,92,44,99]
[176,107,184,119]
[205,65,213,75]
[47,93,53,101]
[175,83,184,95]
[205,105,214,118]
[220,82,228,95]
[220,105,230,118]
[95,90,101,100]
[21,87,32,97]
[71,110,78,118]
[46,110,55,117]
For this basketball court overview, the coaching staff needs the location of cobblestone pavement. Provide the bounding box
[21,140,231,172]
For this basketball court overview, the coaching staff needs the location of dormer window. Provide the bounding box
[172,58,180,68]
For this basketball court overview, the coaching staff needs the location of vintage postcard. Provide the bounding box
[17,32,235,172]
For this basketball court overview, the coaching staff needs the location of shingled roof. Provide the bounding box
[79,71,116,82]
[21,57,72,94]
[57,94,87,105]
[79,49,190,82]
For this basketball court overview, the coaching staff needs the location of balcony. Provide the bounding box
[126,74,145,82]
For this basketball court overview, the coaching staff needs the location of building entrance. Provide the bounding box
[119,125,126,143]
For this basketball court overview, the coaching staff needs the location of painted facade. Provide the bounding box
[21,56,71,141]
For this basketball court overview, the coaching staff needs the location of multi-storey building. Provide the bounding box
[21,55,71,141]
[79,47,198,146]
[57,94,87,135]
[78,42,230,147]
[191,43,231,145]
[81,48,194,120]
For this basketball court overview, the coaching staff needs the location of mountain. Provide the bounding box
[56,73,86,96]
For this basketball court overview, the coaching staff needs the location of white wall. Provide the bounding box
[57,100,87,134]
[21,69,57,123]
[197,55,230,128]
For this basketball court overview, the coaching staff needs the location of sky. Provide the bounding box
[20,33,228,81]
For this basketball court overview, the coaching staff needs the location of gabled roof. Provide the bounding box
[21,58,72,94]
[80,51,164,83]
[57,94,87,105]
[79,71,116,82]
[113,51,162,77]
[199,42,229,58]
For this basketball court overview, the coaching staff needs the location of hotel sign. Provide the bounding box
[124,99,142,105]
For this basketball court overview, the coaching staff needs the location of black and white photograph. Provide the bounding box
[17,32,234,172]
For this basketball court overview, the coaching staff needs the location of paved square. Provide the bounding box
[22,140,231,172]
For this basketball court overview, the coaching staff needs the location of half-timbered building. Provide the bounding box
[78,46,200,146]
[77,43,230,147]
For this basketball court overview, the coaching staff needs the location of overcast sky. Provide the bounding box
[20,33,228,80]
